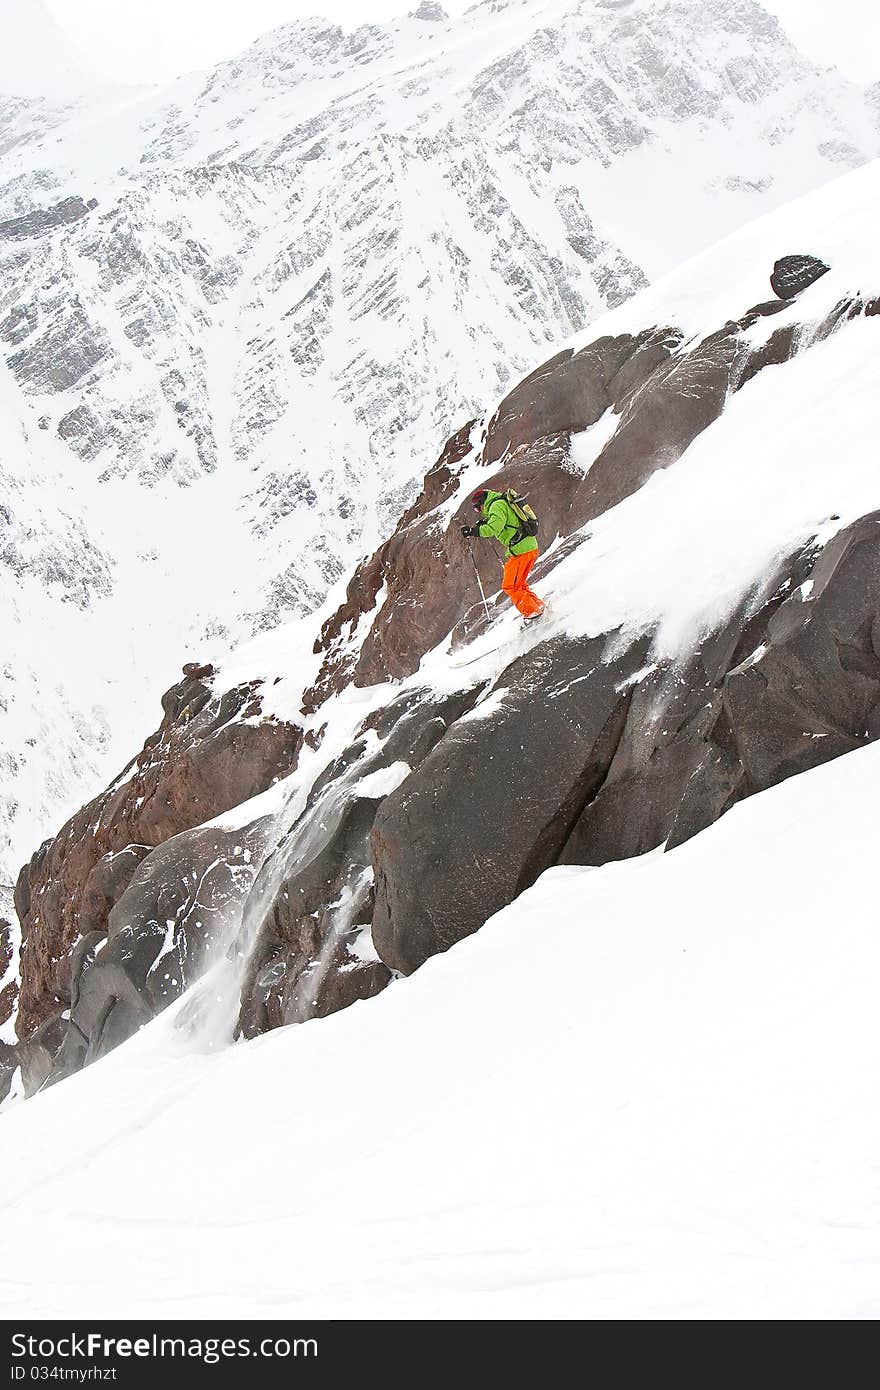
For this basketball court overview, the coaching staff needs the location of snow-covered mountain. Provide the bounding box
[8,152,880,1102]
[3,0,880,885]
[3,11,880,1314]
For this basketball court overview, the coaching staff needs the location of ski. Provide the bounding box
[449,646,503,669]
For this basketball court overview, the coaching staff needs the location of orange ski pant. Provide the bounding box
[502,550,544,618]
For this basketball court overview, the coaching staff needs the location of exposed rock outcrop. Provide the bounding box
[317,514,880,978]
[770,253,830,300]
[0,195,97,241]
[371,633,648,973]
[241,685,483,1033]
[14,665,300,1063]
[22,818,272,1092]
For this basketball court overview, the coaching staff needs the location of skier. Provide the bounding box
[460,488,545,620]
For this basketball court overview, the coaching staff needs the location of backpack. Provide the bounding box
[503,489,539,543]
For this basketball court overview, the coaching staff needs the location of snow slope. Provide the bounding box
[2,738,878,1319]
[2,0,880,882]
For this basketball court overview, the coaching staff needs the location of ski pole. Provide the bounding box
[467,538,492,623]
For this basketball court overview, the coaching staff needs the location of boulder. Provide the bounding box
[371,634,650,973]
[770,254,830,300]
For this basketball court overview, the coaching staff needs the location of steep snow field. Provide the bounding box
[2,739,878,1319]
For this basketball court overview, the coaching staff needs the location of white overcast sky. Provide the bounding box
[42,0,880,86]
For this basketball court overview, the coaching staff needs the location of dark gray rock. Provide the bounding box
[371,633,650,974]
[0,1041,17,1105]
[239,688,480,1033]
[770,254,830,300]
[0,196,97,242]
[15,235,880,1094]
[721,513,880,789]
[21,818,272,1092]
[563,516,880,857]
[79,846,152,937]
[18,1014,69,1095]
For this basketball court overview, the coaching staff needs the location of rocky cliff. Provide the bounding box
[7,158,880,1101]
[3,0,880,892]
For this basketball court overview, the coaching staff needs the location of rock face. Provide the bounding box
[0,195,96,241]
[770,253,830,299]
[240,687,481,1034]
[561,515,880,857]
[253,262,880,1010]
[371,633,649,973]
[11,234,880,1093]
[24,818,271,1093]
[12,665,300,1084]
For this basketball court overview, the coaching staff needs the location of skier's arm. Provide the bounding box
[477,500,509,541]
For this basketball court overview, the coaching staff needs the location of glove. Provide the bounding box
[460,524,478,537]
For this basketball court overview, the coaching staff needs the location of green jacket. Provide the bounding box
[477,490,538,558]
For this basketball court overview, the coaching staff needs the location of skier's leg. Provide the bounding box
[503,552,543,617]
[516,551,544,618]
[501,554,521,609]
